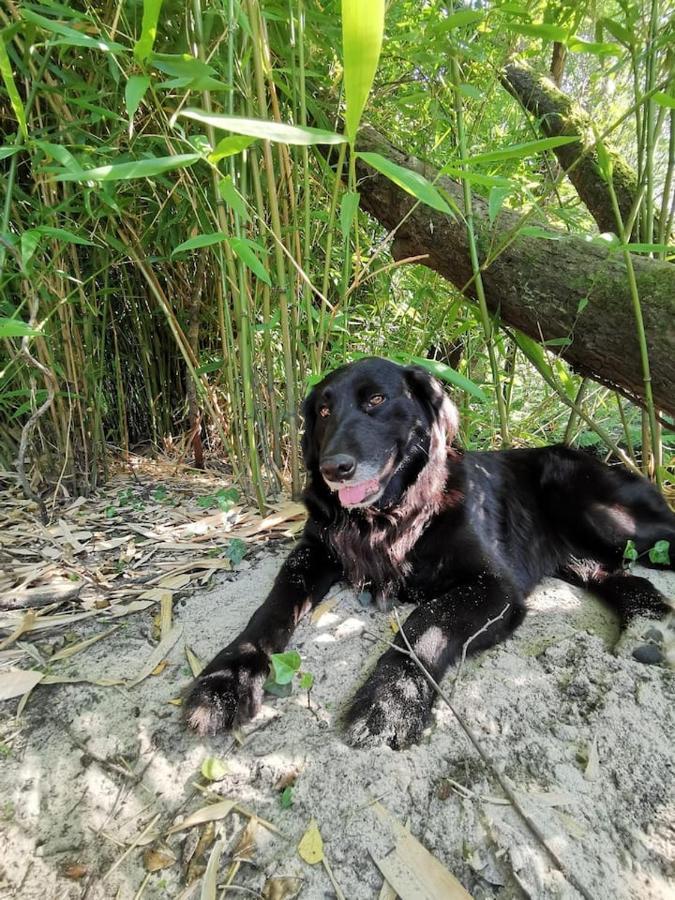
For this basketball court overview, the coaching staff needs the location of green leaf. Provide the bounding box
[209,134,255,163]
[339,191,360,239]
[505,22,569,42]
[623,539,638,563]
[36,226,96,246]
[21,230,42,267]
[648,540,670,565]
[54,153,201,182]
[134,0,164,63]
[200,756,228,781]
[228,236,271,285]
[441,165,512,188]
[442,9,484,29]
[513,330,555,383]
[402,355,487,402]
[270,651,302,685]
[172,232,227,256]
[125,74,151,120]
[280,786,294,809]
[470,136,579,164]
[177,109,346,146]
[518,225,563,240]
[621,242,674,256]
[342,0,385,142]
[488,185,511,223]
[218,175,249,222]
[0,146,22,160]
[226,538,247,566]
[357,151,454,215]
[298,672,314,691]
[567,38,621,56]
[598,17,634,46]
[0,317,41,338]
[0,30,27,139]
[652,91,675,109]
[21,10,126,53]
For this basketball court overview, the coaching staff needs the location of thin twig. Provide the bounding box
[450,603,510,699]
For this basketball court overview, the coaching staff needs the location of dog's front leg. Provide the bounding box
[345,574,525,749]
[185,535,341,735]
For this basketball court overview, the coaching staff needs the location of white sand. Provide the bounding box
[1,550,673,899]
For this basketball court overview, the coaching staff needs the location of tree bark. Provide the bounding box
[354,126,675,418]
[500,61,639,236]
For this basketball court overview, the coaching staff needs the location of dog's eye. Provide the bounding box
[319,405,330,418]
[368,394,385,407]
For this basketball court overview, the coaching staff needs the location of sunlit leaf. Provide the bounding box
[54,153,201,182]
[652,91,675,109]
[470,136,579,164]
[172,232,228,256]
[398,354,487,402]
[134,0,164,63]
[505,22,569,42]
[297,818,324,864]
[357,151,454,215]
[342,0,385,142]
[178,109,346,146]
[270,650,301,685]
[21,10,125,53]
[0,29,27,139]
[0,317,41,339]
[209,134,256,163]
[125,74,151,120]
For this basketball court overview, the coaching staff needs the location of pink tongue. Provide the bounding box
[338,478,379,506]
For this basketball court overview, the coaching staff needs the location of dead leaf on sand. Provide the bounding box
[262,876,304,900]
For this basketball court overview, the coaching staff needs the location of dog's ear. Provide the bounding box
[300,390,319,470]
[404,365,459,444]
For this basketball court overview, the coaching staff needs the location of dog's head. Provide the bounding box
[302,357,459,510]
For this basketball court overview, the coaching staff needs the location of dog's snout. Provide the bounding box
[320,453,356,482]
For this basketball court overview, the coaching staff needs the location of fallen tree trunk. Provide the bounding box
[354,125,675,418]
[500,61,639,236]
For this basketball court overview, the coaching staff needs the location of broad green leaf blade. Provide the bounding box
[403,355,487,402]
[470,136,579,164]
[208,134,255,163]
[21,230,41,267]
[0,146,22,160]
[217,176,249,223]
[178,109,346,146]
[441,165,512,188]
[513,330,555,384]
[125,74,151,120]
[652,91,675,109]
[442,9,484,29]
[270,651,301,685]
[21,10,126,53]
[228,236,271,285]
[54,152,201,182]
[339,191,360,239]
[342,0,385,143]
[36,226,96,246]
[356,151,454,215]
[488,185,511,223]
[172,232,228,256]
[0,30,27,139]
[134,0,164,63]
[0,317,41,338]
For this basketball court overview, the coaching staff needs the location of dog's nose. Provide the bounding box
[320,454,356,482]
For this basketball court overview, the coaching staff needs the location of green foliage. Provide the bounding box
[0,0,673,499]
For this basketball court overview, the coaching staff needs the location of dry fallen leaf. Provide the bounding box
[584,736,600,781]
[186,645,205,677]
[150,660,169,676]
[167,799,236,834]
[63,863,88,880]
[297,818,323,865]
[262,876,303,900]
[0,668,44,701]
[231,816,258,862]
[143,847,176,872]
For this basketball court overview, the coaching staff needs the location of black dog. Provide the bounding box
[185,357,674,748]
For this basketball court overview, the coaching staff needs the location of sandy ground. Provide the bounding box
[0,547,673,900]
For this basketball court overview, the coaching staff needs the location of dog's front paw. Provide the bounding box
[184,648,269,735]
[344,664,432,750]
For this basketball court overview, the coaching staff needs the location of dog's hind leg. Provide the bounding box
[344,574,525,749]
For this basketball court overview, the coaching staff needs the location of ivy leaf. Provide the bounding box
[623,540,638,563]
[270,651,301,685]
[648,540,670,565]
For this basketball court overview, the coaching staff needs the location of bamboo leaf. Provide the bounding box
[505,22,569,42]
[339,191,360,239]
[178,109,346,146]
[54,153,201,182]
[357,151,454,215]
[36,226,96,246]
[0,318,41,339]
[209,134,255,163]
[218,175,249,222]
[470,136,579,164]
[442,9,484,29]
[228,236,271,285]
[21,10,125,53]
[342,0,385,143]
[0,668,43,701]
[652,91,675,109]
[134,0,164,63]
[399,355,488,402]
[125,74,151,120]
[0,29,27,139]
[172,232,228,256]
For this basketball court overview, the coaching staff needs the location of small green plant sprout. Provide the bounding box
[197,486,239,511]
[280,785,294,809]
[648,540,670,566]
[624,539,671,567]
[226,538,247,566]
[264,651,314,704]
[151,485,169,502]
